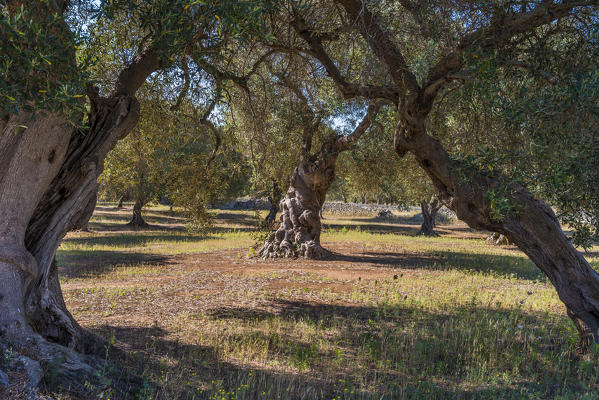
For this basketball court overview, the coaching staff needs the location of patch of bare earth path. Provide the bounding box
[54,204,599,399]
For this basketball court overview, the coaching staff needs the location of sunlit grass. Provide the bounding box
[54,204,599,400]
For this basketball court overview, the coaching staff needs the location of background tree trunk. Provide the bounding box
[486,232,510,245]
[264,181,282,227]
[419,195,441,236]
[127,199,148,227]
[117,194,126,208]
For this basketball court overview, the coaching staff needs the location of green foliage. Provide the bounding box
[333,107,435,206]
[434,28,599,246]
[0,5,90,124]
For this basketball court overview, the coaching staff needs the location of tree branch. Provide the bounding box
[422,1,598,103]
[290,15,398,103]
[335,101,385,151]
[190,47,275,93]
[197,97,222,169]
[171,57,191,111]
[113,43,162,97]
[333,0,420,95]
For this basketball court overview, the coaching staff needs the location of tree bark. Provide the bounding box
[22,90,143,357]
[117,194,126,208]
[127,200,148,227]
[395,112,599,349]
[0,4,160,390]
[259,144,335,259]
[264,181,282,227]
[418,195,442,236]
[260,103,382,259]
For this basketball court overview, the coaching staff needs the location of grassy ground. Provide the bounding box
[54,203,599,399]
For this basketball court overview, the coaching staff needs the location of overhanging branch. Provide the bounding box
[290,15,398,103]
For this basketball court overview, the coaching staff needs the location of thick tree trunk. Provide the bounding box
[127,200,148,227]
[418,195,441,236]
[259,141,337,259]
[264,181,283,227]
[0,3,161,394]
[395,115,599,349]
[260,103,382,259]
[0,90,144,395]
[23,91,141,353]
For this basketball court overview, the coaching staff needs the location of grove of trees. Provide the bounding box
[1,0,599,393]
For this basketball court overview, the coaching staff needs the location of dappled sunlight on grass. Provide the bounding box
[55,204,599,399]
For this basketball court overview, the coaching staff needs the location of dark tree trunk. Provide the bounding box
[260,102,382,259]
[419,195,441,236]
[264,181,283,227]
[127,200,148,227]
[117,194,126,208]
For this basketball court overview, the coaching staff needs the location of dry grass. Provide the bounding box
[52,202,599,399]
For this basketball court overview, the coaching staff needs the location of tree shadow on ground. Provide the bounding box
[212,211,261,226]
[89,221,186,232]
[323,219,482,238]
[85,299,577,399]
[323,221,422,236]
[62,232,212,248]
[325,250,544,281]
[56,249,172,279]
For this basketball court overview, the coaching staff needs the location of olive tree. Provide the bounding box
[0,0,274,390]
[280,0,599,349]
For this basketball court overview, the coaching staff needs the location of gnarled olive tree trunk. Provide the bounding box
[128,200,149,227]
[259,103,381,259]
[296,0,599,349]
[418,195,442,236]
[394,109,599,349]
[0,35,159,392]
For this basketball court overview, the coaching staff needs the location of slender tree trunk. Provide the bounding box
[126,149,149,227]
[127,200,148,227]
[264,181,282,227]
[419,195,441,236]
[117,194,126,208]
[395,111,599,349]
